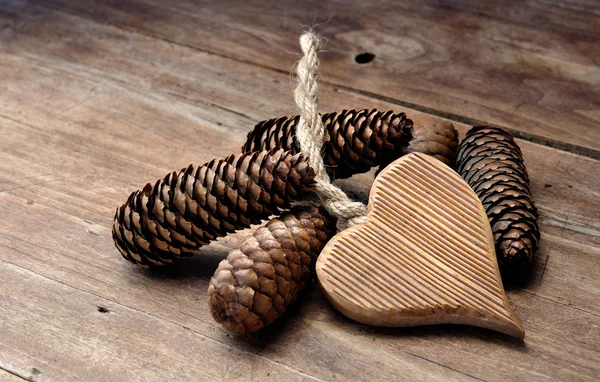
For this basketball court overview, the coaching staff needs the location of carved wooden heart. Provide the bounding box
[316,152,524,338]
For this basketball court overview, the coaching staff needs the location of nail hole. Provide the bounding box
[355,52,375,64]
[97,306,110,313]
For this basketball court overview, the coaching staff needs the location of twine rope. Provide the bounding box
[294,31,367,229]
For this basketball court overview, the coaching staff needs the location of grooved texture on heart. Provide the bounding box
[317,153,524,338]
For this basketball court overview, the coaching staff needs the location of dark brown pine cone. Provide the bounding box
[112,150,315,268]
[242,109,413,179]
[208,203,336,334]
[455,126,539,281]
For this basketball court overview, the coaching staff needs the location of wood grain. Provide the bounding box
[36,0,600,155]
[317,153,524,337]
[0,1,599,380]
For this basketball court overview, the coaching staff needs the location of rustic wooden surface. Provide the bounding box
[0,0,599,381]
[39,0,600,157]
[317,153,525,338]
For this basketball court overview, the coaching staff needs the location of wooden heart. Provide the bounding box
[316,152,524,338]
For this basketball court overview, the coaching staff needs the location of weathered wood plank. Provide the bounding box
[1,197,599,381]
[34,0,600,154]
[0,2,599,381]
[0,261,326,382]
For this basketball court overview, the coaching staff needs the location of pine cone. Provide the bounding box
[455,126,539,280]
[208,203,336,334]
[400,121,458,166]
[112,150,315,268]
[242,109,413,179]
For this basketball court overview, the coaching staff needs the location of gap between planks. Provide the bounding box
[39,1,600,162]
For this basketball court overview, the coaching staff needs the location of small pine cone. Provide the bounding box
[455,126,540,280]
[112,150,315,268]
[208,204,336,334]
[400,121,458,166]
[242,109,413,179]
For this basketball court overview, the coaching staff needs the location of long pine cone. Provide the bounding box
[243,109,413,179]
[455,126,540,280]
[112,150,315,268]
[208,204,336,334]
